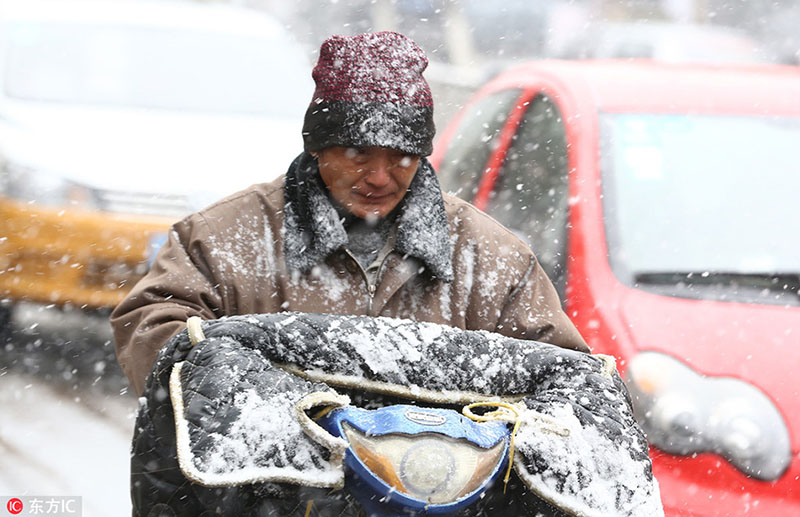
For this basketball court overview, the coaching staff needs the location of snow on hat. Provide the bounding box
[302,31,435,156]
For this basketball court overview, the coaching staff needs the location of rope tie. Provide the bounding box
[463,401,569,493]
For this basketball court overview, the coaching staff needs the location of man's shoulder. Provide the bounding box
[442,192,532,252]
[171,176,285,240]
[441,192,498,228]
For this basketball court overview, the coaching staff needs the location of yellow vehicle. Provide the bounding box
[0,199,169,309]
[0,0,312,317]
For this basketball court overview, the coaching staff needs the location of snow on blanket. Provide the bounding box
[167,334,349,489]
[155,312,663,516]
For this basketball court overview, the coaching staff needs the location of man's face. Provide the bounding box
[316,146,420,219]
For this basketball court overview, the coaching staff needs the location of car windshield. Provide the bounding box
[2,21,309,116]
[600,113,800,303]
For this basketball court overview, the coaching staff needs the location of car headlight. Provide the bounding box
[625,351,791,481]
[1,159,97,209]
[343,423,506,504]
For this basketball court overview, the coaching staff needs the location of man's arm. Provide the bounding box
[497,255,589,353]
[111,215,224,396]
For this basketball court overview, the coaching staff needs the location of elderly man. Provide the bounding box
[111,31,587,398]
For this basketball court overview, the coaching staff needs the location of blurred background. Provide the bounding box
[259,0,800,128]
[0,0,797,515]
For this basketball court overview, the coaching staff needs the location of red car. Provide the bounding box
[431,60,800,516]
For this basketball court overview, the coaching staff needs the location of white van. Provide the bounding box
[0,0,314,311]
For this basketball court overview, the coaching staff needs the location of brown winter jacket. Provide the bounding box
[111,155,588,396]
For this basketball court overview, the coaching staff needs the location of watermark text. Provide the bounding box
[2,497,81,516]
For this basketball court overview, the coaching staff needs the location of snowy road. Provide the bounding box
[0,373,137,516]
[1,304,138,516]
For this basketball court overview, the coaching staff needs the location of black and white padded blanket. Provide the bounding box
[132,312,663,517]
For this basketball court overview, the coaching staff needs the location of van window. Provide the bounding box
[437,89,521,201]
[485,94,569,298]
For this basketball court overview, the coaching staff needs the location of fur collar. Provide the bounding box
[283,152,453,281]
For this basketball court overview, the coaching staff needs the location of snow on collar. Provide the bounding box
[283,152,453,281]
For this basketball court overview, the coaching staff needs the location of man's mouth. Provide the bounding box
[354,191,393,202]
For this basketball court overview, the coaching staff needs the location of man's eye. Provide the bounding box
[391,154,416,168]
[344,147,368,160]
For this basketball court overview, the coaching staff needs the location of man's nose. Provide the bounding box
[363,158,391,188]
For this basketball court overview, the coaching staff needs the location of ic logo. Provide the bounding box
[6,498,23,515]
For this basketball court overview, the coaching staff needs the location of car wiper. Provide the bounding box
[634,271,800,295]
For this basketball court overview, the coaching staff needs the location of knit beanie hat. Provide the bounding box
[302,31,436,156]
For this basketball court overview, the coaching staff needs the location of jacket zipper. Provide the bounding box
[344,249,392,315]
